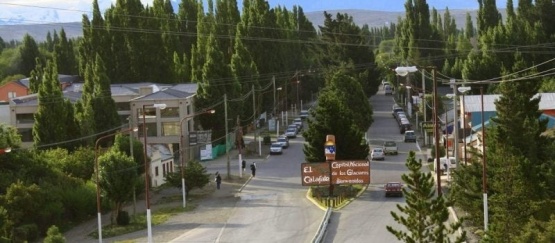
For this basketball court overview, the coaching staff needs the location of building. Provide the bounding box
[6,80,202,188]
[458,93,555,160]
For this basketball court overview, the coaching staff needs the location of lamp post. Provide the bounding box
[142,103,166,243]
[458,86,471,165]
[179,109,215,208]
[397,65,441,195]
[94,127,138,243]
[480,86,488,231]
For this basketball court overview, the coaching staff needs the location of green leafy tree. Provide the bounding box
[43,225,66,243]
[164,160,211,194]
[32,60,78,150]
[112,133,145,174]
[53,28,77,75]
[90,54,121,141]
[303,85,368,163]
[17,34,40,76]
[477,0,501,36]
[0,123,21,149]
[387,151,466,243]
[98,150,137,224]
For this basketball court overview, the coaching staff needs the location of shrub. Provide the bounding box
[116,211,130,226]
[43,225,65,243]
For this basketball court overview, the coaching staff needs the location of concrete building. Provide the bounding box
[5,79,202,188]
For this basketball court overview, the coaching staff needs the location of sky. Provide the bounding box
[0,0,512,25]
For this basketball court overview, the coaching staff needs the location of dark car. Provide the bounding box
[385,182,403,197]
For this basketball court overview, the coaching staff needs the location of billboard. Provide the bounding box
[301,160,370,186]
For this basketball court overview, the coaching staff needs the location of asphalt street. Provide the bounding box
[323,88,425,243]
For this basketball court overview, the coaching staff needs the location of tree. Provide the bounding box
[112,133,145,174]
[17,34,40,76]
[43,225,66,243]
[0,123,21,149]
[98,150,137,224]
[90,54,121,142]
[32,60,78,150]
[164,160,211,194]
[387,151,465,242]
[303,84,368,163]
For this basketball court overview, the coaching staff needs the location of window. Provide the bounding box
[139,123,157,137]
[18,128,33,142]
[115,102,130,111]
[161,107,179,118]
[16,113,34,124]
[8,92,16,99]
[162,122,179,136]
[155,166,159,176]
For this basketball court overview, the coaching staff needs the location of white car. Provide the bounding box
[293,118,303,129]
[300,110,309,119]
[277,136,289,148]
[371,148,385,161]
[285,128,297,138]
[288,124,299,134]
[270,142,283,155]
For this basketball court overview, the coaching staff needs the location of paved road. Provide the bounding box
[170,132,323,242]
[323,88,426,243]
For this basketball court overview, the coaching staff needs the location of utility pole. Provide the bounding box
[272,76,276,117]
[252,85,257,148]
[451,79,459,168]
[432,68,442,196]
[225,94,230,178]
[236,115,243,178]
[422,70,426,146]
[481,86,488,231]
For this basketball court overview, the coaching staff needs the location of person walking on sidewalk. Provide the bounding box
[250,162,257,177]
[215,172,222,190]
[242,160,246,172]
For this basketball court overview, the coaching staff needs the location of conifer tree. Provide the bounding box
[91,54,121,140]
[18,34,41,76]
[387,151,466,243]
[33,60,76,150]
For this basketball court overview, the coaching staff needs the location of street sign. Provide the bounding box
[324,135,336,161]
[422,122,434,132]
[301,163,330,186]
[330,160,370,184]
[301,160,370,186]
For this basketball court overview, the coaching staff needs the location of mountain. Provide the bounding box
[0,9,489,42]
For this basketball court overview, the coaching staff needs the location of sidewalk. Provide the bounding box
[63,129,270,242]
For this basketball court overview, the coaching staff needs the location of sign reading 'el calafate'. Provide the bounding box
[301,160,370,186]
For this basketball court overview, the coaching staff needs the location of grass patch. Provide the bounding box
[89,205,192,239]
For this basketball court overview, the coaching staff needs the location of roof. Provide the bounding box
[17,74,80,89]
[463,93,555,113]
[132,87,194,101]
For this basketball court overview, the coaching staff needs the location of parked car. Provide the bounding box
[392,105,404,118]
[277,136,289,149]
[293,118,303,129]
[370,147,385,161]
[288,124,299,134]
[285,128,297,138]
[270,142,283,155]
[384,84,393,95]
[404,130,417,142]
[400,120,412,134]
[385,182,403,197]
[396,113,407,124]
[299,110,309,120]
[383,141,398,155]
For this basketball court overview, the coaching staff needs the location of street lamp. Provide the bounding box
[142,103,166,243]
[396,65,442,196]
[179,109,215,208]
[457,86,471,165]
[94,127,138,243]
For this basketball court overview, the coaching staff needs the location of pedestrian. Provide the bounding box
[215,172,222,190]
[242,160,246,171]
[250,162,257,177]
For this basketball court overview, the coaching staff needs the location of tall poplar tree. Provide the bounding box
[33,60,78,150]
[91,54,121,140]
[18,34,41,76]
